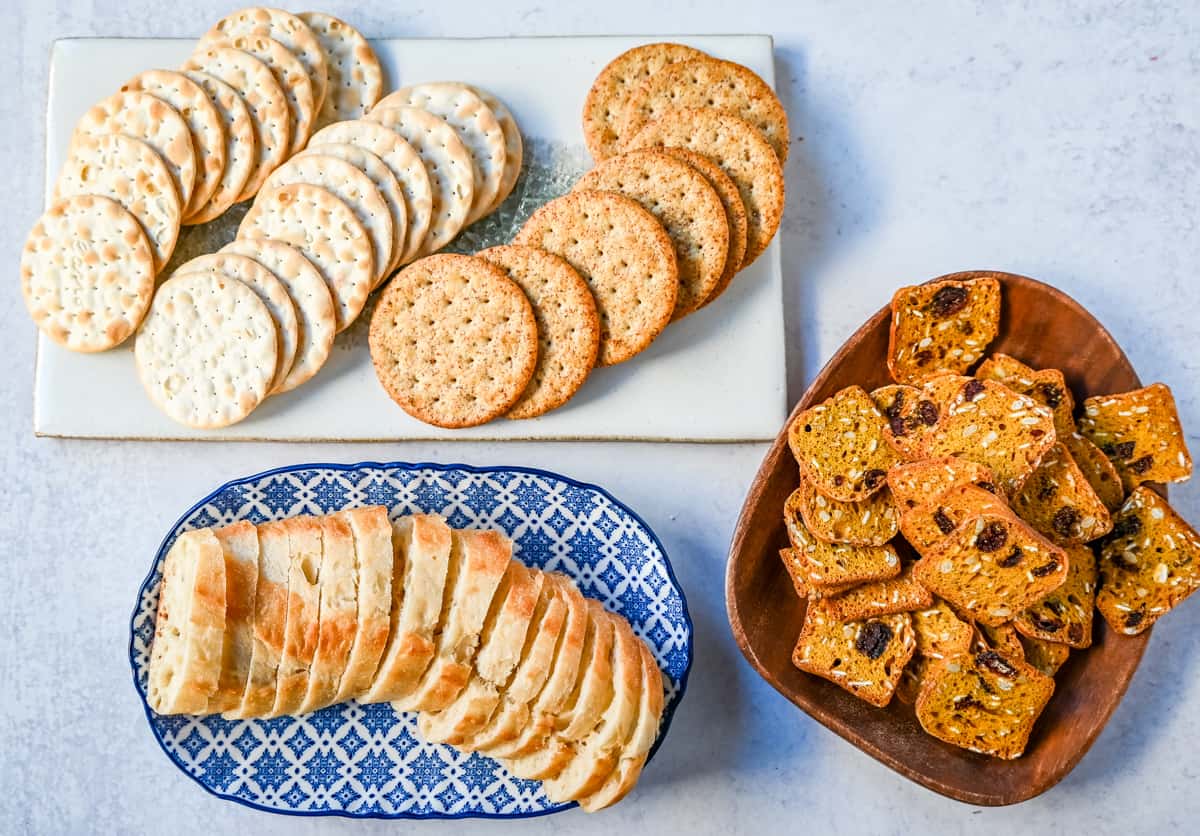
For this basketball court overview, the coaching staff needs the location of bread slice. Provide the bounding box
[975,353,1076,437]
[787,385,900,502]
[872,383,937,459]
[790,479,899,547]
[361,514,452,703]
[224,520,290,718]
[299,514,358,713]
[577,641,666,812]
[899,483,1011,554]
[776,548,856,600]
[204,521,260,713]
[888,456,998,514]
[1011,442,1112,544]
[418,562,543,745]
[1078,383,1194,490]
[911,597,973,661]
[818,562,933,622]
[269,516,325,716]
[1062,430,1125,512]
[393,528,511,712]
[504,599,616,780]
[888,277,1000,383]
[333,506,394,702]
[792,600,916,707]
[147,528,226,714]
[784,504,902,587]
[1014,543,1096,648]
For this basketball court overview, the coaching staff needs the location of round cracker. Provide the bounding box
[298,11,383,129]
[623,107,784,267]
[582,42,708,161]
[304,142,407,281]
[69,89,197,209]
[469,86,523,211]
[173,252,300,395]
[120,69,227,220]
[369,254,538,428]
[663,147,748,304]
[53,133,181,272]
[237,182,374,332]
[478,245,599,419]
[368,106,474,257]
[221,238,336,393]
[199,6,329,118]
[134,268,278,428]
[222,34,316,155]
[513,190,677,366]
[573,149,728,319]
[622,57,789,164]
[308,120,433,265]
[182,70,258,224]
[183,45,291,202]
[375,83,505,225]
[260,153,393,289]
[21,195,154,352]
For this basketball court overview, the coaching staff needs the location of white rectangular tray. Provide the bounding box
[36,35,786,441]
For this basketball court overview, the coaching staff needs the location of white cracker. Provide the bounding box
[304,142,407,281]
[260,152,394,288]
[21,195,154,352]
[69,89,197,209]
[182,45,290,202]
[298,11,384,130]
[173,252,300,395]
[221,34,316,155]
[468,85,523,212]
[221,238,336,393]
[375,83,504,225]
[236,183,374,331]
[53,133,181,272]
[120,69,227,219]
[368,106,474,255]
[182,70,257,224]
[308,119,433,265]
[134,269,278,428]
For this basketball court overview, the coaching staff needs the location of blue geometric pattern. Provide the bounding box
[129,461,692,820]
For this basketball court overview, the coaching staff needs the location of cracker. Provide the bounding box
[20,195,154,352]
[309,119,434,265]
[1062,430,1126,511]
[899,483,1011,555]
[376,83,506,225]
[221,238,336,393]
[784,505,902,587]
[818,563,934,622]
[173,252,300,395]
[261,153,394,288]
[787,385,901,502]
[574,149,728,319]
[872,383,939,459]
[53,133,181,272]
[1015,543,1096,648]
[477,245,600,419]
[468,86,523,210]
[777,549,856,599]
[1078,383,1194,490]
[663,147,748,305]
[369,106,474,256]
[976,622,1026,660]
[792,600,916,708]
[513,190,677,366]
[69,89,197,209]
[623,107,783,267]
[368,254,539,428]
[120,69,226,220]
[182,70,257,224]
[582,42,708,161]
[976,353,1076,438]
[237,182,374,331]
[1011,443,1113,544]
[298,11,383,130]
[199,6,329,119]
[788,480,899,547]
[888,277,1001,384]
[622,57,789,164]
[183,45,290,201]
[888,456,999,513]
[134,268,278,428]
[222,34,316,155]
[1096,486,1200,635]
[911,598,974,660]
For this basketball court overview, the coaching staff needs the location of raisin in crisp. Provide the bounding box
[864,469,887,491]
[1129,455,1154,475]
[963,379,986,401]
[855,622,894,660]
[1030,613,1064,633]
[934,509,956,535]
[1038,383,1064,408]
[1031,559,1061,577]
[953,695,983,711]
[998,547,1023,568]
[1052,507,1079,537]
[1110,514,1142,540]
[976,651,1017,677]
[917,400,939,426]
[1124,610,1145,629]
[975,522,1008,552]
[1104,441,1136,461]
[930,285,969,318]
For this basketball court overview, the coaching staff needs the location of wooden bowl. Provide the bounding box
[726,270,1153,806]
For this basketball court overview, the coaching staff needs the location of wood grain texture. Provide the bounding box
[726,270,1153,806]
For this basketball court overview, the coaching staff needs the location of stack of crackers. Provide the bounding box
[366,42,787,429]
[780,274,1199,759]
[147,507,665,812]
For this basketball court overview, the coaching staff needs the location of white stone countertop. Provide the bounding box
[2,1,1198,834]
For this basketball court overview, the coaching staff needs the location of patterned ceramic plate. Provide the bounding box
[129,462,692,819]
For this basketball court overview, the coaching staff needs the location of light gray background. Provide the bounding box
[2,2,1198,834]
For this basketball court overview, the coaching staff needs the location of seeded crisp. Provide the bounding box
[976,353,1076,438]
[1062,430,1126,512]
[1014,543,1097,648]
[790,480,899,547]
[1078,383,1194,490]
[888,456,999,514]
[817,563,934,622]
[784,506,902,588]
[792,600,916,707]
[1011,443,1112,545]
[888,277,1001,384]
[899,483,1011,555]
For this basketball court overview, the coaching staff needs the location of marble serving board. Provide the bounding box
[36,35,786,441]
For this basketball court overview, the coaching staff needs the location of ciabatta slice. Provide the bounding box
[333,506,394,702]
[224,520,289,718]
[299,514,358,712]
[204,521,260,713]
[268,516,325,716]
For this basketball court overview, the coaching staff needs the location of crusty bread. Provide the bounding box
[269,516,325,716]
[299,514,358,713]
[147,528,226,714]
[204,521,259,713]
[333,506,394,702]
[224,520,290,718]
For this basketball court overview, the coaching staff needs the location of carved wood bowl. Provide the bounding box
[725,270,1153,805]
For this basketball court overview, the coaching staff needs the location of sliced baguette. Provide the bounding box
[299,514,358,712]
[224,520,290,718]
[269,516,325,716]
[333,505,394,702]
[147,528,227,714]
[393,528,511,712]
[204,521,260,713]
